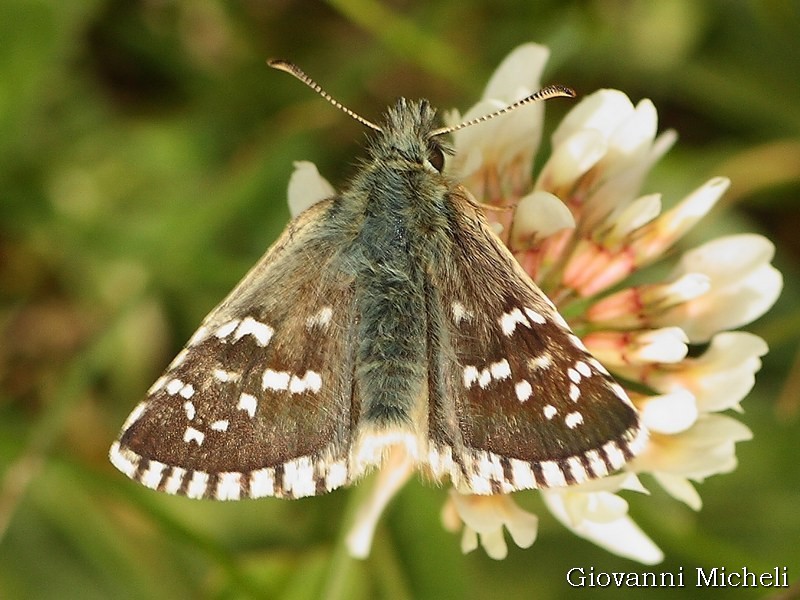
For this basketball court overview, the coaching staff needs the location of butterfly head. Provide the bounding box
[369,98,452,173]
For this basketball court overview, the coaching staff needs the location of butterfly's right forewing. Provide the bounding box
[111,199,361,500]
[425,189,646,494]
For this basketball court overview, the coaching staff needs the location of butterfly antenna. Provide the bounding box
[268,59,383,132]
[428,84,575,138]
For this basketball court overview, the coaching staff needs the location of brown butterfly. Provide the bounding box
[110,61,645,501]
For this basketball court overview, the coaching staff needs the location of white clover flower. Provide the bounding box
[439,42,779,563]
[286,42,781,563]
[441,490,539,560]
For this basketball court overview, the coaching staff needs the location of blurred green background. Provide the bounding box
[1,1,799,598]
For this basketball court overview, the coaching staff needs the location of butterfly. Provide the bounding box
[110,60,646,501]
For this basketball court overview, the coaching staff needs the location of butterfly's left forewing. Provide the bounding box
[110,199,361,500]
[425,189,647,494]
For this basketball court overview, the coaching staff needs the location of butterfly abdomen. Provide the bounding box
[349,170,432,431]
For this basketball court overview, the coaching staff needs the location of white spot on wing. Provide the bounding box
[289,371,322,394]
[567,368,581,384]
[627,425,648,456]
[468,451,503,494]
[147,376,167,395]
[214,319,240,340]
[186,470,209,499]
[324,460,348,492]
[237,393,257,418]
[510,459,536,489]
[565,411,584,429]
[541,461,567,487]
[183,426,205,446]
[165,378,184,395]
[234,316,274,347]
[183,400,196,420]
[169,349,189,369]
[524,307,546,324]
[262,369,290,391]
[121,402,147,430]
[575,360,592,378]
[469,471,492,495]
[589,357,609,375]
[284,456,316,498]
[352,429,420,471]
[188,326,209,346]
[108,442,139,478]
[568,333,587,350]
[499,308,530,336]
[163,467,186,495]
[249,468,275,498]
[543,404,557,419]
[528,353,552,370]
[463,365,479,388]
[552,311,570,329]
[179,383,195,399]
[585,450,608,478]
[567,457,589,483]
[603,441,625,470]
[611,382,632,405]
[569,383,580,402]
[515,379,532,402]
[213,368,241,383]
[216,472,242,500]
[141,460,166,490]
[490,359,511,380]
[305,370,322,393]
[306,306,333,329]
[210,419,229,432]
[477,368,491,388]
[452,301,472,324]
[427,445,454,479]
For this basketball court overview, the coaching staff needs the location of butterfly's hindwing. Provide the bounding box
[110,199,361,500]
[426,189,646,494]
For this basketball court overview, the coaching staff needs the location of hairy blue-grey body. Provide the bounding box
[330,99,452,428]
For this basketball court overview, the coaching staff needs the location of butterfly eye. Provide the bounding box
[427,143,445,172]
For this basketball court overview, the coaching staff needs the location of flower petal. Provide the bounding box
[632,177,729,265]
[287,161,335,217]
[663,234,783,342]
[606,99,658,164]
[633,414,752,481]
[483,42,550,100]
[552,89,635,147]
[652,473,703,511]
[543,492,664,565]
[461,527,479,554]
[560,490,630,525]
[450,44,550,196]
[504,504,538,549]
[607,193,662,241]
[585,273,711,328]
[536,129,607,191]
[480,527,509,560]
[345,446,414,559]
[639,389,698,435]
[648,332,768,412]
[445,491,539,559]
[509,191,575,249]
[583,327,688,367]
